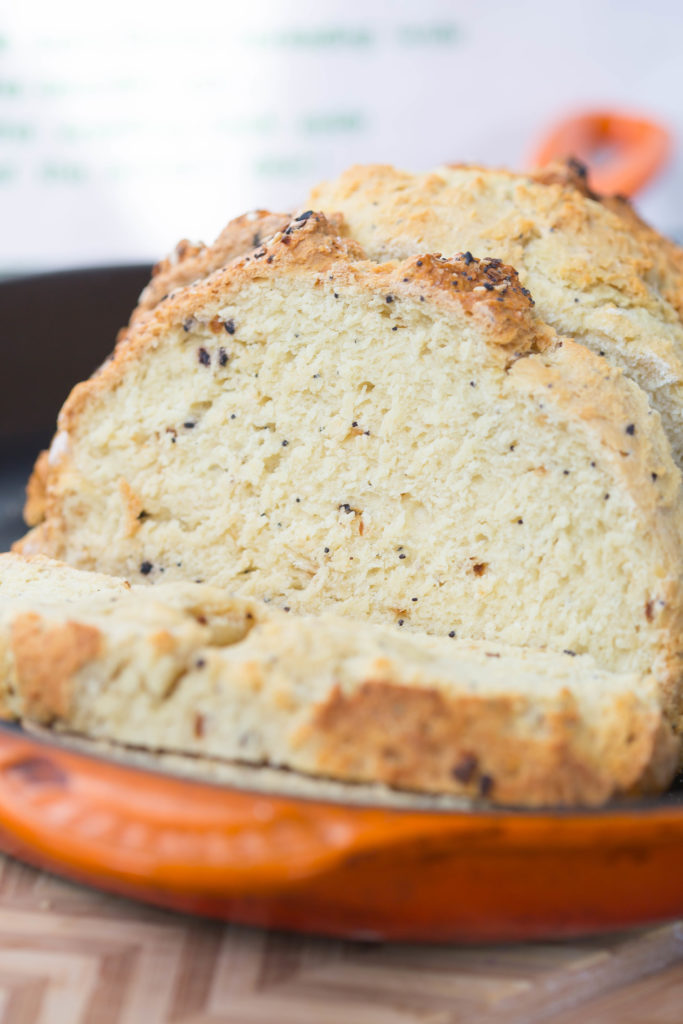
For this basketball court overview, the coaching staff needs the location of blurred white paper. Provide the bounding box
[1,0,683,272]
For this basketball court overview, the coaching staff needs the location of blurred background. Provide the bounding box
[2,0,683,275]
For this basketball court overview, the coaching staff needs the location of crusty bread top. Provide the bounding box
[131,209,293,324]
[309,162,683,466]
[17,212,683,722]
[539,161,683,322]
[75,210,552,385]
[1,553,677,807]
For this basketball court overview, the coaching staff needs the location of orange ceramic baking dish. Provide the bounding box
[0,723,682,942]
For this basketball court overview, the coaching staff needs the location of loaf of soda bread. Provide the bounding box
[310,162,683,466]
[16,213,683,728]
[1,554,677,807]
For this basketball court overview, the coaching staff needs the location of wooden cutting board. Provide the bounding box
[0,853,681,1024]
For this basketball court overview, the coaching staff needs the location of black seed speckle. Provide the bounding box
[452,753,477,783]
[198,347,210,366]
[479,775,494,797]
[224,319,236,335]
[218,347,229,366]
[626,423,636,435]
[568,156,588,178]
[140,561,153,575]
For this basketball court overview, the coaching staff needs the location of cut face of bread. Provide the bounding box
[19,213,683,718]
[1,555,677,807]
[22,210,297,532]
[309,163,683,466]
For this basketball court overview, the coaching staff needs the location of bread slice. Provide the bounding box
[309,162,683,466]
[21,210,297,532]
[16,212,683,721]
[22,210,297,531]
[1,554,677,807]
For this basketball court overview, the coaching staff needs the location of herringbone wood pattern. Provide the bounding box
[0,854,680,1023]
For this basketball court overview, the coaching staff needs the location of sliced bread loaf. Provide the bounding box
[309,163,683,465]
[16,213,683,720]
[1,554,676,806]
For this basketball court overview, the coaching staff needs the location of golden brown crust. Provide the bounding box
[23,449,49,527]
[10,612,101,721]
[307,680,677,806]
[12,524,49,557]
[131,210,293,323]
[599,195,683,320]
[532,160,683,323]
[382,252,547,353]
[530,157,599,198]
[311,160,683,339]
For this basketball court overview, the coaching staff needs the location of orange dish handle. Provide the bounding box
[0,728,453,898]
[531,111,671,197]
